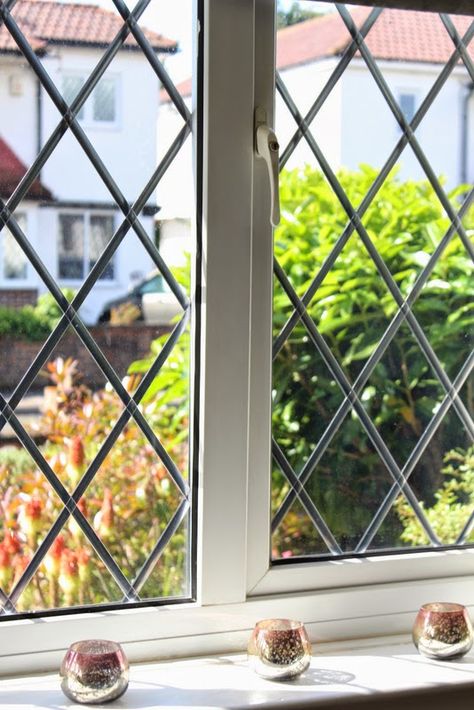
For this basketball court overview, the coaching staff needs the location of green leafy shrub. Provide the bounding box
[0,305,50,341]
[0,289,75,342]
[396,446,474,545]
[272,165,473,553]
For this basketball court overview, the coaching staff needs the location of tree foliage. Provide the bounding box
[277,1,319,28]
[396,446,474,546]
[272,165,473,555]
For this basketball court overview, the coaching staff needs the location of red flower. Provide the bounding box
[66,437,86,487]
[0,544,11,588]
[25,499,42,520]
[3,532,21,555]
[69,437,85,468]
[20,499,43,545]
[44,535,66,578]
[59,550,80,603]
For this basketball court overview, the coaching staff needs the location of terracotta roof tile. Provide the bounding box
[0,17,47,53]
[277,7,371,69]
[160,77,192,104]
[163,8,473,104]
[0,137,53,201]
[277,7,474,69]
[0,0,176,54]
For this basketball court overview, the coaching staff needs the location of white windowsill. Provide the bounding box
[2,637,474,709]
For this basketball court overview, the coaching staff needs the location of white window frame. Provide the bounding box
[61,72,120,130]
[1,0,473,678]
[57,210,116,284]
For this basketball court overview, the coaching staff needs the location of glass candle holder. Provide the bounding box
[413,602,473,660]
[60,639,129,704]
[248,618,312,680]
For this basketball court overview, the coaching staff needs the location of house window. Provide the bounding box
[399,92,416,123]
[1,213,27,280]
[92,77,116,122]
[62,74,118,126]
[58,213,115,280]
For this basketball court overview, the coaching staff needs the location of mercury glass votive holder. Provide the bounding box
[413,602,473,660]
[60,639,129,704]
[248,618,312,680]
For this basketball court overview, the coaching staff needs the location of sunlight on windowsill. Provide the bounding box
[1,639,474,709]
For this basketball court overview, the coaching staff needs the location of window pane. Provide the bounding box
[399,93,416,123]
[62,76,86,121]
[93,78,116,122]
[272,4,474,561]
[90,215,114,279]
[58,214,84,279]
[0,0,194,618]
[2,214,27,279]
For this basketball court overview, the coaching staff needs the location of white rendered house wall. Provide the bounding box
[0,47,160,323]
[340,60,470,187]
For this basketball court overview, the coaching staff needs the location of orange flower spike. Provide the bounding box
[68,498,88,541]
[94,489,114,540]
[3,531,21,556]
[58,550,80,605]
[21,498,43,547]
[66,436,86,487]
[44,535,66,578]
[77,548,91,584]
[0,544,12,588]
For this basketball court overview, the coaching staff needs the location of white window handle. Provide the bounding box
[255,118,280,227]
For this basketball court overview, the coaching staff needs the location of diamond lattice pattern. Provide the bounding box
[271,4,474,560]
[0,0,193,614]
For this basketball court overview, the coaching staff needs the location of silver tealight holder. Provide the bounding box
[60,639,129,704]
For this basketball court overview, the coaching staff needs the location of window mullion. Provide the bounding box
[197,0,257,605]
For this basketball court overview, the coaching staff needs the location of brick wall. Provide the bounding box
[0,289,38,308]
[0,324,169,390]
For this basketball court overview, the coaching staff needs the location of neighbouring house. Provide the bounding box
[158,7,474,258]
[0,0,176,323]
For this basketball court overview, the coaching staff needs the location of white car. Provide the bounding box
[141,287,182,326]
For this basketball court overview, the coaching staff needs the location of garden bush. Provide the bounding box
[0,289,75,342]
[395,446,474,546]
[0,283,188,611]
[272,165,473,554]
[1,166,472,611]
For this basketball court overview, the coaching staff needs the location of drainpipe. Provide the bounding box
[36,76,42,175]
[460,82,474,185]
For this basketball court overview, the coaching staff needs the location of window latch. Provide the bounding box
[255,108,280,227]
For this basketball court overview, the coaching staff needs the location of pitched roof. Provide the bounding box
[161,8,473,105]
[160,77,192,104]
[277,7,474,69]
[0,137,53,201]
[0,0,176,54]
